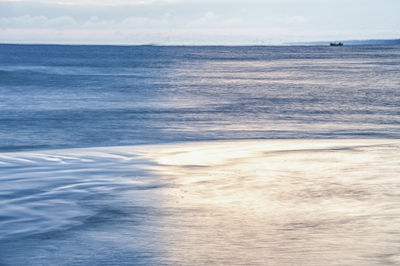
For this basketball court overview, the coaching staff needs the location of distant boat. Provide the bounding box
[330,42,343,46]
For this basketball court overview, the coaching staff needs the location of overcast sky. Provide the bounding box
[0,0,399,45]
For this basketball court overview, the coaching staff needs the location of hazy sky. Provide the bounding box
[0,0,399,44]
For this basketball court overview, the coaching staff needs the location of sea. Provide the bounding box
[0,44,399,265]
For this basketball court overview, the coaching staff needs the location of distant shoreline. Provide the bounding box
[1,40,400,47]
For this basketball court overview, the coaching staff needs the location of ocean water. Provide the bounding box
[1,44,400,151]
[0,45,400,265]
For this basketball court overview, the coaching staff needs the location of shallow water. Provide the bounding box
[0,140,399,265]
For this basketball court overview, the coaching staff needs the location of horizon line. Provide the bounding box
[1,37,399,47]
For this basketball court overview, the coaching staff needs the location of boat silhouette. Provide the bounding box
[330,42,343,46]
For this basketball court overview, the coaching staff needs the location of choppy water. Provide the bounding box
[1,44,400,151]
[1,45,400,265]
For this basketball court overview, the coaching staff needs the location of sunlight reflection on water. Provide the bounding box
[141,140,400,265]
[0,140,399,265]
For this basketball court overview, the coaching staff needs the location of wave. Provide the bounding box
[0,145,157,240]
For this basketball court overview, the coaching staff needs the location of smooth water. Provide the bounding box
[1,45,400,265]
[1,45,400,151]
[1,140,399,265]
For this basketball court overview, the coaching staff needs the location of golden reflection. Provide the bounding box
[140,139,400,265]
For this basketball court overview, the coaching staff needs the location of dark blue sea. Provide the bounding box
[1,44,400,151]
[1,44,400,265]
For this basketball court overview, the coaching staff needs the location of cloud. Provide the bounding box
[187,11,216,27]
[27,0,190,6]
[0,15,77,28]
[0,0,399,44]
[0,0,321,6]
[0,14,179,31]
[286,16,308,24]
[186,11,246,29]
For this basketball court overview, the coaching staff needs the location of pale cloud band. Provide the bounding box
[0,0,399,44]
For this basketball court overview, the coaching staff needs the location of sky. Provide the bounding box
[0,0,399,45]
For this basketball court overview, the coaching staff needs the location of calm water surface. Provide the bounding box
[0,45,399,265]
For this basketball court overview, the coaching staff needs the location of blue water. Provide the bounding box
[1,45,400,265]
[1,44,400,151]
